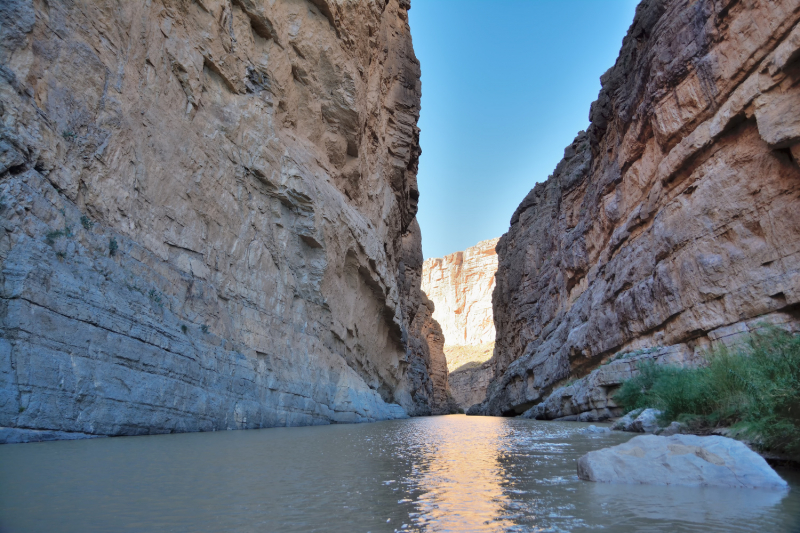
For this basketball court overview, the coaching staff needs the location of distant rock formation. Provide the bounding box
[474,0,800,417]
[0,0,445,443]
[422,238,498,409]
[422,238,498,347]
[447,357,494,412]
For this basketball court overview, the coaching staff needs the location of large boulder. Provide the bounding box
[577,435,788,489]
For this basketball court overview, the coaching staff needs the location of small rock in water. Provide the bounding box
[577,434,788,489]
[630,408,661,433]
[611,408,662,433]
[582,425,611,434]
[655,421,685,436]
[611,409,641,431]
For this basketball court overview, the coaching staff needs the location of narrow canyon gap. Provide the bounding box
[422,238,498,410]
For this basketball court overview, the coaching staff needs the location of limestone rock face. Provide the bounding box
[422,238,499,410]
[422,238,499,348]
[0,0,439,442]
[407,292,457,415]
[448,360,493,411]
[519,314,798,422]
[577,434,789,489]
[478,0,800,416]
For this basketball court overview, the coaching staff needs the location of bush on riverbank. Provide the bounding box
[615,328,800,459]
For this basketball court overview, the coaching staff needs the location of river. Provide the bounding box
[1,415,797,532]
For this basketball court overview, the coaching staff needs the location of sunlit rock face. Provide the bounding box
[475,0,800,417]
[422,238,498,409]
[422,238,499,348]
[0,0,442,442]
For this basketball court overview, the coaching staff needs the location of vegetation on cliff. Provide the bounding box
[616,329,800,459]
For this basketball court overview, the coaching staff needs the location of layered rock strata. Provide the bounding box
[447,358,493,411]
[422,238,498,348]
[0,0,440,443]
[522,312,799,422]
[422,238,498,409]
[407,291,458,414]
[475,0,800,417]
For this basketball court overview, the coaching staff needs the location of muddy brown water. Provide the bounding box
[1,415,798,532]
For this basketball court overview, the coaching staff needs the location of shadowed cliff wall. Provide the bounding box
[0,0,444,442]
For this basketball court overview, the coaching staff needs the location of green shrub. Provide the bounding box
[615,328,800,458]
[109,237,118,256]
[148,288,163,307]
[80,216,94,230]
[46,225,73,245]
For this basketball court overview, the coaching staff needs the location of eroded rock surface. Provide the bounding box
[448,359,493,412]
[477,0,800,417]
[422,238,498,347]
[577,434,789,489]
[422,238,498,409]
[520,313,798,422]
[407,292,458,415]
[0,0,439,442]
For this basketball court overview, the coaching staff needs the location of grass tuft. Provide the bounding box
[615,328,800,459]
[148,288,163,307]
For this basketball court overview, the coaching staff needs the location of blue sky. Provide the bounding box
[408,0,640,259]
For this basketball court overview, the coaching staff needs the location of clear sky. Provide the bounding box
[408,0,640,259]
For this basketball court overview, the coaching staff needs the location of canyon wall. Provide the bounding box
[0,0,443,443]
[422,238,498,348]
[474,0,800,417]
[421,238,498,409]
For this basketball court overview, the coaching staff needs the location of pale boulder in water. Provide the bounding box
[577,435,788,490]
[611,408,662,433]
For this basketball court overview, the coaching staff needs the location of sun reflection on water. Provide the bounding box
[395,416,516,531]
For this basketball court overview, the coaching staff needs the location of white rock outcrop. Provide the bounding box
[577,434,789,489]
[422,238,499,348]
[611,408,663,434]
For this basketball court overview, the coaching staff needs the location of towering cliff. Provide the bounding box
[422,238,498,348]
[0,0,442,443]
[475,0,800,417]
[422,238,498,409]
